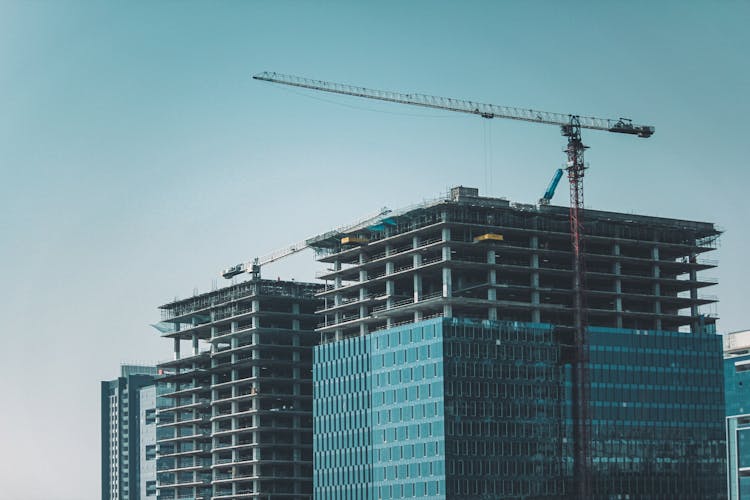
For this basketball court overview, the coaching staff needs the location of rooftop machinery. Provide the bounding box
[540,168,564,206]
[253,71,655,498]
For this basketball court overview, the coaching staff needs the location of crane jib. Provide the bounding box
[253,72,654,138]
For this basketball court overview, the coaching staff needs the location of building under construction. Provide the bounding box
[154,279,320,500]
[312,186,726,499]
[314,186,719,339]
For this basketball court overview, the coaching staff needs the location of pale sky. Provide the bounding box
[1,1,748,498]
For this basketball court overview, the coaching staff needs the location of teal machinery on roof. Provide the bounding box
[539,168,564,206]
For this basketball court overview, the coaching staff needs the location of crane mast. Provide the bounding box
[255,71,654,499]
[564,117,591,497]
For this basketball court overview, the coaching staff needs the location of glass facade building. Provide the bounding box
[315,319,456,500]
[370,320,447,500]
[314,318,725,499]
[725,330,750,499]
[442,319,563,499]
[314,333,374,499]
[586,327,725,499]
[101,365,159,500]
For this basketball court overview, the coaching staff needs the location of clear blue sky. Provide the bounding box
[1,1,747,498]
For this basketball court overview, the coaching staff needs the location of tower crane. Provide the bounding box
[253,71,654,498]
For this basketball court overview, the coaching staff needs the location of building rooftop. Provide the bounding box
[724,329,750,356]
[310,186,721,341]
[310,186,720,255]
[159,278,322,322]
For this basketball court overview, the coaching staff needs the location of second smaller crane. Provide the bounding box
[221,207,392,280]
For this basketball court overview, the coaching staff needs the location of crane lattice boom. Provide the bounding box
[254,71,654,138]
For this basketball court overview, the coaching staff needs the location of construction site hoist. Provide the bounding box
[253,71,654,498]
[221,207,391,281]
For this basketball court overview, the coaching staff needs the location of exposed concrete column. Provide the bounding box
[229,322,238,402]
[652,246,662,330]
[385,244,395,307]
[209,324,219,406]
[333,259,342,340]
[173,336,180,361]
[613,243,623,328]
[251,297,260,394]
[333,259,342,307]
[210,326,219,354]
[358,252,368,291]
[192,333,199,356]
[292,303,300,331]
[530,236,540,323]
[360,252,371,333]
[227,321,238,403]
[413,236,423,301]
[488,250,497,285]
[228,324,239,416]
[252,299,260,329]
[413,236,423,322]
[442,227,452,318]
[487,249,497,321]
[689,251,700,332]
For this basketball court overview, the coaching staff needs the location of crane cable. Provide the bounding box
[483,119,493,195]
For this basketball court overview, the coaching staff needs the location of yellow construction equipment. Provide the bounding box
[341,236,369,245]
[221,208,389,279]
[473,233,504,243]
